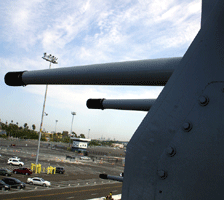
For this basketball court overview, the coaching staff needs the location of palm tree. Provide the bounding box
[24,123,28,129]
[32,124,36,131]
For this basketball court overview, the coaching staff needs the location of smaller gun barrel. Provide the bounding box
[99,174,123,182]
[87,98,155,111]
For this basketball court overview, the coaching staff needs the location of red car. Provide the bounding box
[13,168,32,175]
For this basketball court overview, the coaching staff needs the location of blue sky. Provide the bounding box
[0,0,201,141]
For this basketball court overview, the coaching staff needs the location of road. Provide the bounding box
[0,183,122,200]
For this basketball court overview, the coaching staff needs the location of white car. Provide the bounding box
[7,159,24,166]
[9,156,20,161]
[27,177,51,187]
[80,156,91,160]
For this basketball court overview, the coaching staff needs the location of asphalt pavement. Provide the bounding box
[0,138,124,199]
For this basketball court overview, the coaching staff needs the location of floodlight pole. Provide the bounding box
[70,112,76,136]
[55,120,58,133]
[36,53,58,165]
[70,112,76,147]
[88,129,90,139]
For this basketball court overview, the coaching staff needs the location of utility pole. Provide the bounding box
[88,129,90,139]
[55,120,58,133]
[70,112,76,148]
[36,53,58,165]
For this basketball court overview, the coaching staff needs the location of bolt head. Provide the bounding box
[199,95,209,106]
[166,146,176,157]
[183,122,192,132]
[158,170,167,179]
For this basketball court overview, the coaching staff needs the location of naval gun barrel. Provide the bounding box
[87,98,155,111]
[99,174,123,182]
[4,57,181,86]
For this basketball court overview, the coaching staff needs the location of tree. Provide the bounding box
[7,123,18,137]
[41,133,47,141]
[72,131,77,137]
[32,124,36,131]
[62,137,70,143]
[24,123,28,129]
[79,134,85,138]
[62,131,68,135]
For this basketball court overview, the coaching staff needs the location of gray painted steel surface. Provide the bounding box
[87,99,155,111]
[201,0,219,26]
[123,0,224,199]
[5,57,181,86]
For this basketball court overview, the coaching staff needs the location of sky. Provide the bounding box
[0,0,201,141]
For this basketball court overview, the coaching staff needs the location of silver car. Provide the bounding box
[7,159,24,166]
[27,177,51,187]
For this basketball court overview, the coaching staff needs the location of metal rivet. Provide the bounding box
[183,122,192,132]
[199,95,209,106]
[166,146,176,157]
[158,170,167,180]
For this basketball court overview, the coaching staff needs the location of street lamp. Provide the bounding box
[70,112,76,136]
[70,112,76,148]
[55,120,58,133]
[88,129,90,139]
[42,52,58,64]
[36,53,58,165]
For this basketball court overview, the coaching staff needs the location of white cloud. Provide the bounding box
[0,0,202,140]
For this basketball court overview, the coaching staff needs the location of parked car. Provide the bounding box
[7,159,24,166]
[27,177,51,187]
[0,180,10,191]
[0,169,12,176]
[13,168,32,175]
[2,177,25,189]
[80,156,91,160]
[56,167,65,174]
[10,156,20,160]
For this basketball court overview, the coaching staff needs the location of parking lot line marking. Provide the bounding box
[2,185,122,200]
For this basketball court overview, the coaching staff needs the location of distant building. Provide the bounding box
[70,137,91,152]
[112,143,124,149]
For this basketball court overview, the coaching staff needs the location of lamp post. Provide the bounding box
[70,112,76,148]
[70,112,76,136]
[55,120,58,133]
[88,129,90,139]
[35,53,58,165]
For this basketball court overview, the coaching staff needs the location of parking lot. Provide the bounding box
[0,138,124,199]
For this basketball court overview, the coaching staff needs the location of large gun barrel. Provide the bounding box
[4,57,181,86]
[87,98,155,111]
[99,174,123,182]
